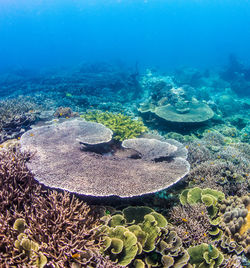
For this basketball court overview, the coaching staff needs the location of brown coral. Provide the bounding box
[219,195,250,256]
[169,204,212,247]
[0,148,112,267]
[0,97,38,143]
[54,106,78,118]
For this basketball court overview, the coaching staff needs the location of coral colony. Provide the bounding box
[0,62,249,267]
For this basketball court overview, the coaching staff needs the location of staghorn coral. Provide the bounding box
[169,204,212,247]
[20,120,190,197]
[0,148,114,267]
[82,110,148,141]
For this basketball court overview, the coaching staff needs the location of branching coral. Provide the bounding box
[186,131,250,196]
[169,204,212,247]
[82,110,148,141]
[0,148,113,267]
[0,98,38,143]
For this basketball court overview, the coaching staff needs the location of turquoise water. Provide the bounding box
[1,0,250,71]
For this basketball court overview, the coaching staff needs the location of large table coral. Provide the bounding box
[20,119,189,198]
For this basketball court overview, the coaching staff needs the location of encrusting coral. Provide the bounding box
[82,110,148,141]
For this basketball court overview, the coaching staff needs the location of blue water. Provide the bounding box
[1,0,250,71]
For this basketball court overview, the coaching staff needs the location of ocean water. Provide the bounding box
[1,0,250,71]
[0,1,250,267]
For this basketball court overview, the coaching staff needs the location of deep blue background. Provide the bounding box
[0,0,250,71]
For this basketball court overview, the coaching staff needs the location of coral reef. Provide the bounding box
[0,98,38,143]
[153,101,214,123]
[187,243,224,268]
[169,204,212,247]
[54,106,78,118]
[1,63,250,267]
[122,138,178,160]
[218,195,250,256]
[20,120,190,197]
[100,206,189,267]
[0,148,116,267]
[186,131,250,196]
[82,111,148,141]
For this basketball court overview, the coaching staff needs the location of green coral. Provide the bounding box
[100,206,189,267]
[102,226,139,266]
[180,187,225,219]
[179,187,225,242]
[13,218,47,268]
[187,243,224,268]
[81,111,148,141]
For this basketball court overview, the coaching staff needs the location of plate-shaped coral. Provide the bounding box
[20,119,190,198]
[154,102,214,123]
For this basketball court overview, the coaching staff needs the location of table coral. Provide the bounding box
[0,148,114,267]
[20,120,190,197]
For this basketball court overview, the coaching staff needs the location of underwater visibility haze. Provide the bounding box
[0,0,249,267]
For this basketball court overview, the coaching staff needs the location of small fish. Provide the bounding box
[59,113,63,116]
[204,233,207,237]
[182,218,188,222]
[66,116,69,119]
[17,137,21,140]
[105,210,111,215]
[217,155,221,159]
[71,253,81,259]
[30,133,34,137]
[185,145,189,149]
